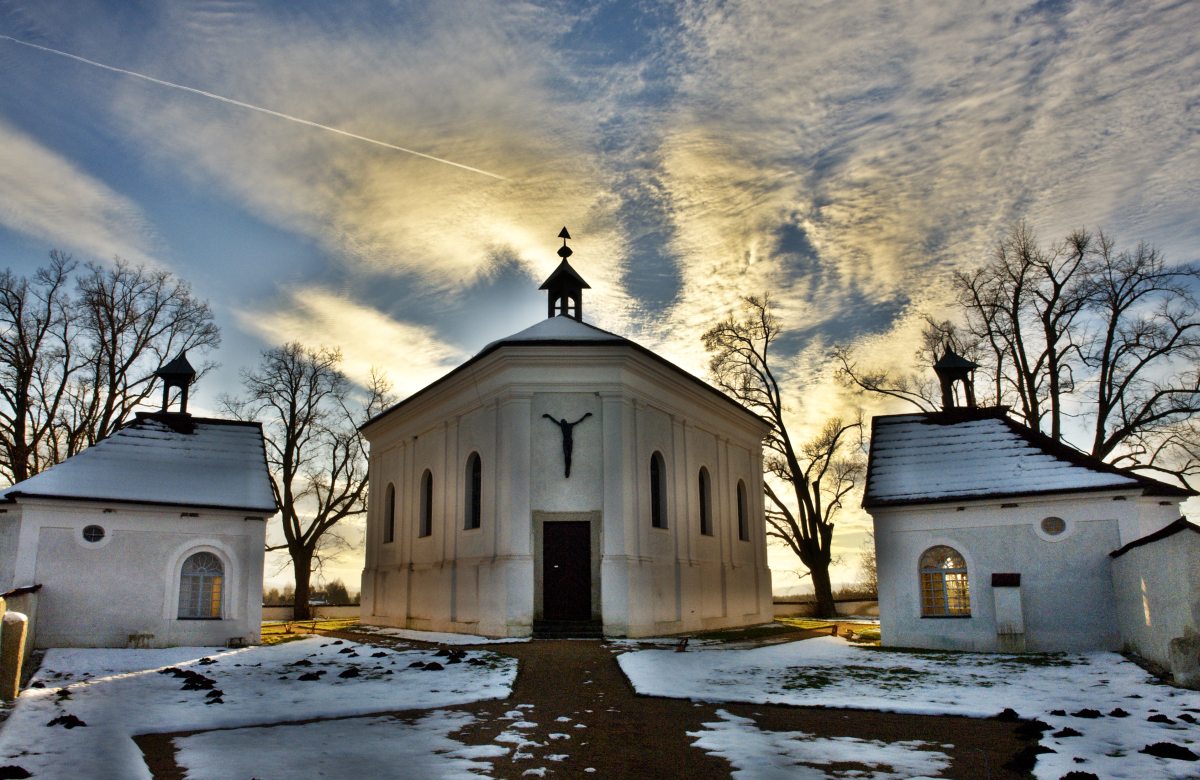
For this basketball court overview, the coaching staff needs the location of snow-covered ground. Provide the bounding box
[3,631,1197,779]
[620,635,1200,779]
[0,636,516,779]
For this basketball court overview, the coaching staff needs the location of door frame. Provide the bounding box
[533,511,602,622]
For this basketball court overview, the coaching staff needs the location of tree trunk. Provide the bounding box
[810,564,837,618]
[292,549,314,621]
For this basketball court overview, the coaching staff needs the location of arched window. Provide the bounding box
[736,479,749,541]
[383,483,396,543]
[919,546,971,617]
[419,470,434,537]
[650,451,667,529]
[178,552,224,619]
[465,453,482,530]
[698,467,713,536]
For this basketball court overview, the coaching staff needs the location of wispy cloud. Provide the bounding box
[94,2,640,308]
[0,34,508,181]
[236,286,466,396]
[0,119,158,265]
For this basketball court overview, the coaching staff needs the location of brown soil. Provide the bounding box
[135,629,1035,779]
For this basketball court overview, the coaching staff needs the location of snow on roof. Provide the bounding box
[0,415,277,513]
[862,409,1186,508]
[365,314,767,432]
[478,314,629,351]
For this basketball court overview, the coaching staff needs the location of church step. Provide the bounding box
[532,620,604,639]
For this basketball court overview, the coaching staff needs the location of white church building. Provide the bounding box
[359,230,774,637]
[0,355,277,648]
[864,351,1198,684]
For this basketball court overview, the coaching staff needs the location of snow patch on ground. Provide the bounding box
[691,709,951,779]
[0,637,515,779]
[177,710,507,779]
[620,635,1200,779]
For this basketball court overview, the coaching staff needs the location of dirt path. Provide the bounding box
[137,631,1036,779]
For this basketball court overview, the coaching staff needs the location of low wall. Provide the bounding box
[262,604,361,621]
[1111,522,1200,688]
[773,599,878,619]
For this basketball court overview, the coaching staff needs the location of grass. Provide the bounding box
[777,618,837,632]
[260,618,361,645]
[781,664,930,692]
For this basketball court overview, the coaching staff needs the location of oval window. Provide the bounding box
[1040,516,1066,536]
[82,524,106,543]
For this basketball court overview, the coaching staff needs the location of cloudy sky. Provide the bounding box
[2,0,1197,593]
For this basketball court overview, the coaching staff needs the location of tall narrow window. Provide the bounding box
[919,546,971,616]
[383,483,396,543]
[420,470,434,537]
[178,552,223,619]
[736,479,749,541]
[650,451,667,528]
[698,467,713,536]
[465,453,482,530]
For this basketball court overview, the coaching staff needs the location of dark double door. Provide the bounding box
[542,521,591,621]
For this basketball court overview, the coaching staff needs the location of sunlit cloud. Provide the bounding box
[0,119,158,265]
[236,287,467,396]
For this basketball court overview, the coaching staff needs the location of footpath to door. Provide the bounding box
[138,628,1035,779]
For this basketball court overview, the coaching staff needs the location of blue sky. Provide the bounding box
[2,0,1197,591]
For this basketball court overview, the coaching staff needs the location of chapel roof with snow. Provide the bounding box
[362,228,767,431]
[0,414,277,514]
[863,407,1192,508]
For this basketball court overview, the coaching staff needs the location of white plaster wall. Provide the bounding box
[360,343,773,638]
[1112,530,1200,680]
[873,493,1130,652]
[0,510,20,590]
[1124,497,1186,546]
[9,499,264,648]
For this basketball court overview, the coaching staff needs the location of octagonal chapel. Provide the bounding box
[359,230,772,637]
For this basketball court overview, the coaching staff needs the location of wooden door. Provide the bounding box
[542,521,591,621]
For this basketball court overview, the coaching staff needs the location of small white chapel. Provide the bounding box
[864,350,1199,685]
[359,229,774,637]
[0,355,277,649]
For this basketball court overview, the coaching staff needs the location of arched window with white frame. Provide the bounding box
[178,551,224,619]
[465,452,482,530]
[919,545,971,617]
[650,451,667,529]
[698,467,713,536]
[736,479,750,541]
[384,482,396,543]
[419,469,434,537]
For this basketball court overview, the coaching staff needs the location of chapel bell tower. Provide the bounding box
[934,345,978,410]
[539,227,590,321]
[155,351,196,415]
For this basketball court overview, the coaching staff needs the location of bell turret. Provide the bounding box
[934,345,977,410]
[539,227,590,321]
[155,351,196,415]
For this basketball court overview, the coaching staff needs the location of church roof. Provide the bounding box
[863,408,1191,508]
[364,315,766,431]
[479,314,629,350]
[0,415,277,514]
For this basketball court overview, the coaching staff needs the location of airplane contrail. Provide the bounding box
[0,34,508,181]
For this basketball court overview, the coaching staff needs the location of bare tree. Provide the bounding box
[837,224,1200,488]
[704,296,864,617]
[0,252,219,485]
[226,344,391,620]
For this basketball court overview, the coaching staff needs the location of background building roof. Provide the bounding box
[0,415,277,513]
[863,408,1191,508]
